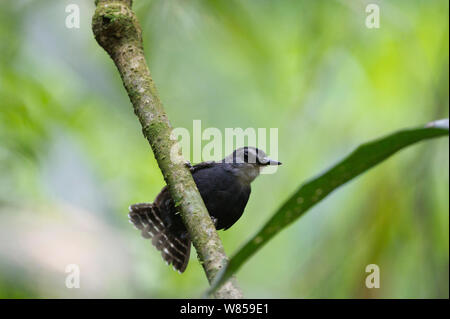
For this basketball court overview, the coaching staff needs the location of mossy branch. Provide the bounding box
[92,0,242,299]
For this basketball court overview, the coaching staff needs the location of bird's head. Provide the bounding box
[223,147,281,184]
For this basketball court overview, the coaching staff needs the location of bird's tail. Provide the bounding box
[128,203,191,273]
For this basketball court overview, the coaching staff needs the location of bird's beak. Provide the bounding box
[261,157,282,166]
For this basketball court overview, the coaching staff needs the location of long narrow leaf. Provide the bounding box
[208,121,449,294]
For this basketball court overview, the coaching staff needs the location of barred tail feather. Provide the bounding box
[128,203,191,273]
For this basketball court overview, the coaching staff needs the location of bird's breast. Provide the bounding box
[192,164,251,230]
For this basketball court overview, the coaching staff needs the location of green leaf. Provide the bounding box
[208,121,449,295]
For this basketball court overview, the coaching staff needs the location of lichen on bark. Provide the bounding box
[92,0,242,299]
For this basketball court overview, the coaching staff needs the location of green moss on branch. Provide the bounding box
[92,0,242,299]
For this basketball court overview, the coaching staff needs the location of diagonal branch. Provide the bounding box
[92,0,242,298]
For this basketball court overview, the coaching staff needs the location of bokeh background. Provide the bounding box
[0,0,448,298]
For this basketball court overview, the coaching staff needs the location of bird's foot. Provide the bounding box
[211,216,218,228]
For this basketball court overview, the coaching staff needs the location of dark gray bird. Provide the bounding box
[128,147,281,273]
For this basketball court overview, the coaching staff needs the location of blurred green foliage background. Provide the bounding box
[0,0,448,298]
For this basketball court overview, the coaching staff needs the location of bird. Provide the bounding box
[128,146,281,273]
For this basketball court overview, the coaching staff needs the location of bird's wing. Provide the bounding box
[190,161,218,173]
